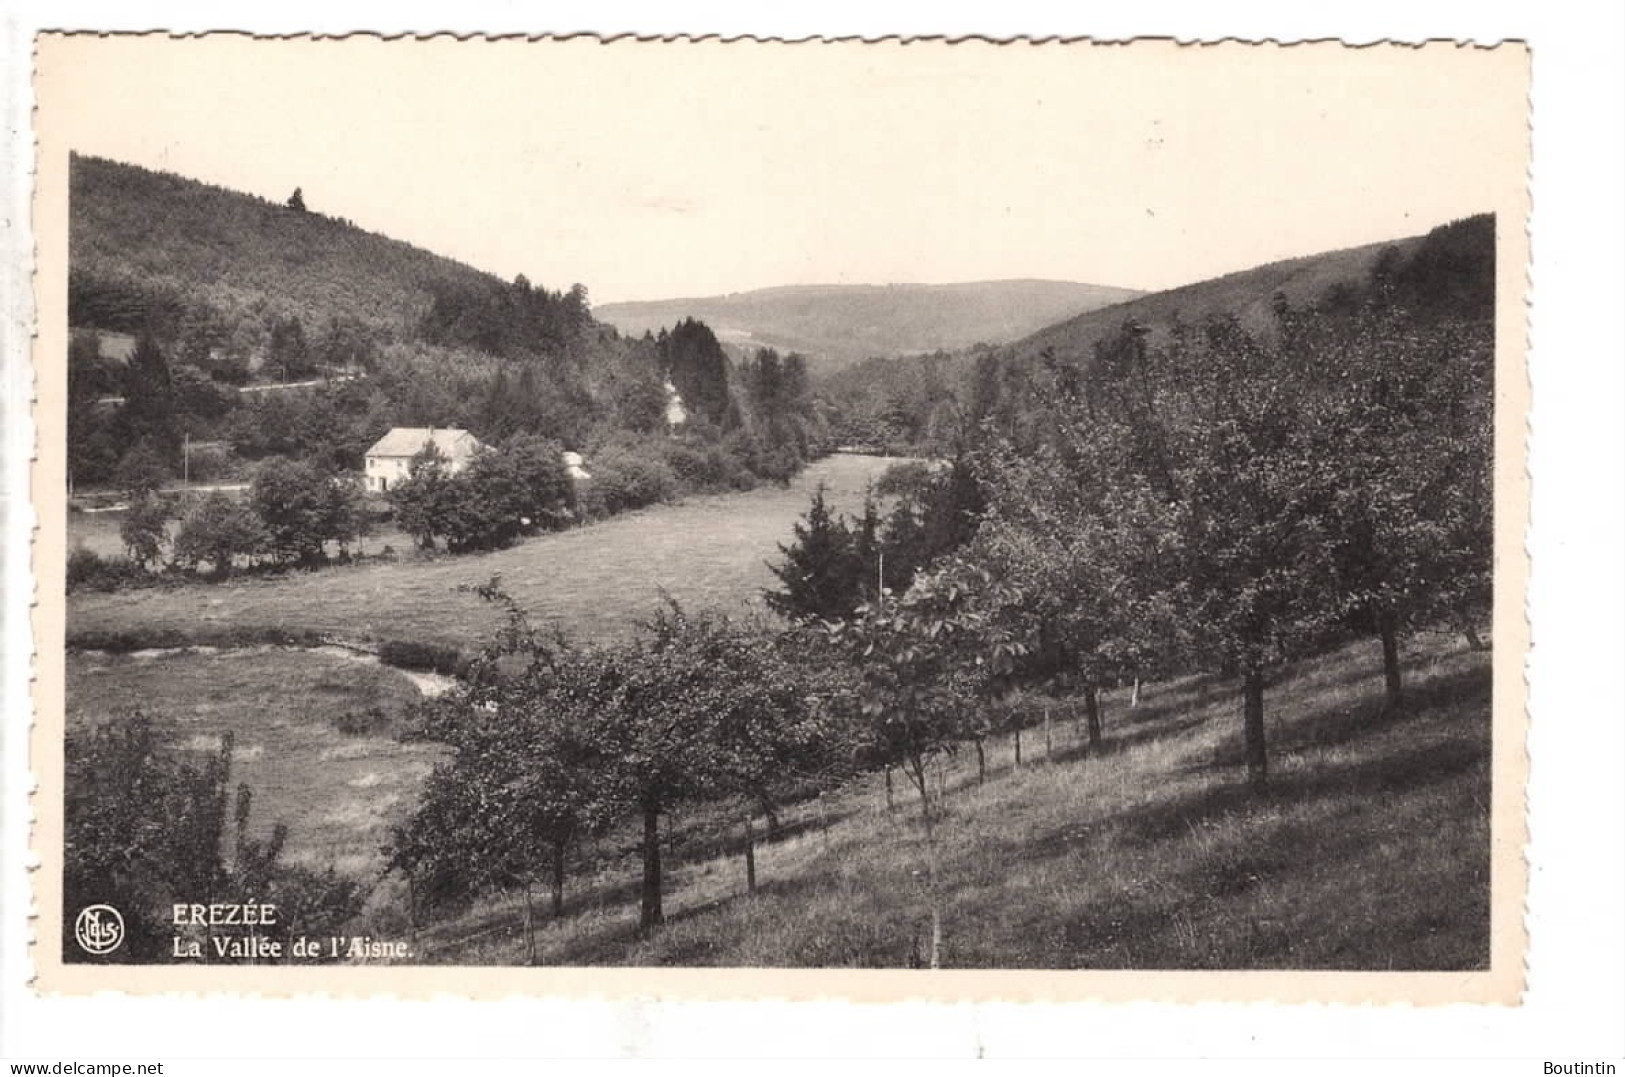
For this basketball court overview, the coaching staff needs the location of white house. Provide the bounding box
[561,451,591,482]
[363,427,482,492]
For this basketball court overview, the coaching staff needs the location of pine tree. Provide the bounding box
[287,187,306,212]
[765,484,861,623]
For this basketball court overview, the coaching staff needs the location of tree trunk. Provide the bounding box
[550,842,566,918]
[1131,677,1141,707]
[761,797,782,839]
[639,805,663,929]
[921,785,942,970]
[1243,664,1268,791]
[884,765,895,812]
[916,753,949,974]
[1014,724,1022,767]
[975,738,986,787]
[1084,683,1103,752]
[1379,608,1403,712]
[743,812,757,895]
[1043,706,1053,761]
[522,882,536,965]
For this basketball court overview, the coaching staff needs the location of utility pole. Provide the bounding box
[183,431,191,490]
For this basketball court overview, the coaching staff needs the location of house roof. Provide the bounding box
[365,427,481,460]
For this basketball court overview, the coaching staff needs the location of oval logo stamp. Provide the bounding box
[74,904,125,956]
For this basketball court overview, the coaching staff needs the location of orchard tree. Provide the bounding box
[1280,300,1495,708]
[825,558,1027,967]
[1081,317,1347,789]
[604,602,835,928]
[969,353,1187,753]
[390,704,611,959]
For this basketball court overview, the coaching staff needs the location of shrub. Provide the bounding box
[65,716,364,964]
[875,460,937,500]
[66,546,104,591]
[662,439,737,492]
[377,639,465,676]
[333,707,392,736]
[65,547,150,593]
[587,444,678,515]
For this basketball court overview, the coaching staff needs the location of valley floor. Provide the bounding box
[65,453,901,649]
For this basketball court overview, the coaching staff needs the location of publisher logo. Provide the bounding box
[74,904,124,955]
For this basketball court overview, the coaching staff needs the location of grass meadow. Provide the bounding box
[66,647,445,878]
[416,634,1490,970]
[66,453,903,649]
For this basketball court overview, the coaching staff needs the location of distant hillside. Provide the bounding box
[824,217,1496,453]
[1007,235,1434,365]
[69,154,505,338]
[596,280,1144,369]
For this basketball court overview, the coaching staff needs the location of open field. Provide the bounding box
[417,634,1491,969]
[66,647,444,877]
[66,453,903,649]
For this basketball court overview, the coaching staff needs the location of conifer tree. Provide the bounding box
[766,484,861,623]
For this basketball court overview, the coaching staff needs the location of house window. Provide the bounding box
[380,477,388,492]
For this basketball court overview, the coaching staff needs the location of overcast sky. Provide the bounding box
[41,36,1527,304]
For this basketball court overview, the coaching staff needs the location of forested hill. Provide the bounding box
[595,280,1143,370]
[824,216,1496,453]
[66,155,831,502]
[1005,237,1428,364]
[69,153,504,339]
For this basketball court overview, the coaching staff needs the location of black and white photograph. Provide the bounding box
[31,33,1529,997]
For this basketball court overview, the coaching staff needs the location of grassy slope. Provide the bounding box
[67,454,900,649]
[66,648,440,877]
[597,280,1144,369]
[71,154,499,334]
[420,635,1490,970]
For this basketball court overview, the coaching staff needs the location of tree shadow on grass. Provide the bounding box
[1276,661,1491,755]
[1034,729,1491,970]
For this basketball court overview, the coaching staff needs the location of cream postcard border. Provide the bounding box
[27,33,1531,1002]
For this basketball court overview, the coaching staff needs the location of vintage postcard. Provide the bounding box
[29,33,1530,1001]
